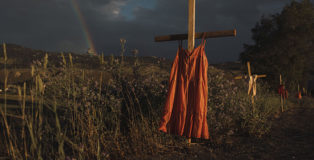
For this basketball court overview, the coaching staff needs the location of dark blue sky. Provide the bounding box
[0,0,309,63]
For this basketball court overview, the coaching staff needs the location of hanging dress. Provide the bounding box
[278,85,288,99]
[158,38,209,139]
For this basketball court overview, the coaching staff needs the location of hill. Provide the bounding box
[0,43,172,68]
[0,43,172,84]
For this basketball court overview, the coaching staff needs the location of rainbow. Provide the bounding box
[70,0,97,54]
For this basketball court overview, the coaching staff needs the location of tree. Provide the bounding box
[240,0,314,90]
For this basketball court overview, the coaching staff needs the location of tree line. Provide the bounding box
[240,0,314,91]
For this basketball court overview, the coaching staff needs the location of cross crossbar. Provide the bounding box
[155,29,236,42]
[234,62,267,80]
[234,74,266,80]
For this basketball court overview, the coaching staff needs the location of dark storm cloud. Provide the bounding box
[87,0,288,62]
[0,0,295,62]
[0,0,84,52]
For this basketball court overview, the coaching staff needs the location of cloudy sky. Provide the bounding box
[0,0,302,63]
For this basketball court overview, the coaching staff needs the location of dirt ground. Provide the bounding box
[152,97,314,160]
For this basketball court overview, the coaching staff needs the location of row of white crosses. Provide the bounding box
[234,62,266,106]
[155,0,236,144]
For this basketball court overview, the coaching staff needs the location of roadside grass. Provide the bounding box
[0,43,299,159]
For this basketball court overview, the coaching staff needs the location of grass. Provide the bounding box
[0,42,300,159]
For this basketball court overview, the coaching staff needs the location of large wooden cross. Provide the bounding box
[155,0,236,144]
[234,62,266,105]
[154,0,236,52]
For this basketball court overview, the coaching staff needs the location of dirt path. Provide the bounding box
[155,98,314,160]
[210,100,314,160]
[219,106,314,160]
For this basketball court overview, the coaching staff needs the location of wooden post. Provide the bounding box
[188,0,195,52]
[247,62,254,106]
[280,74,284,112]
[297,83,302,101]
[247,62,253,107]
[247,62,251,77]
[187,0,195,144]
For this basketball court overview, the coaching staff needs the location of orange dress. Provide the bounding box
[159,39,209,139]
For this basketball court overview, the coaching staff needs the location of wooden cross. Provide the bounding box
[154,0,236,144]
[234,62,266,105]
[297,84,302,100]
[154,0,236,51]
[234,62,266,80]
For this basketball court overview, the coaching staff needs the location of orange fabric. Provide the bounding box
[297,91,302,99]
[158,40,209,139]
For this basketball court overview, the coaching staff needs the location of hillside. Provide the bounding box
[0,44,172,69]
[0,43,172,85]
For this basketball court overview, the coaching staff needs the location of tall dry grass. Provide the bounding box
[0,41,294,159]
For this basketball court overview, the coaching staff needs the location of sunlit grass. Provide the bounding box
[0,41,299,159]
